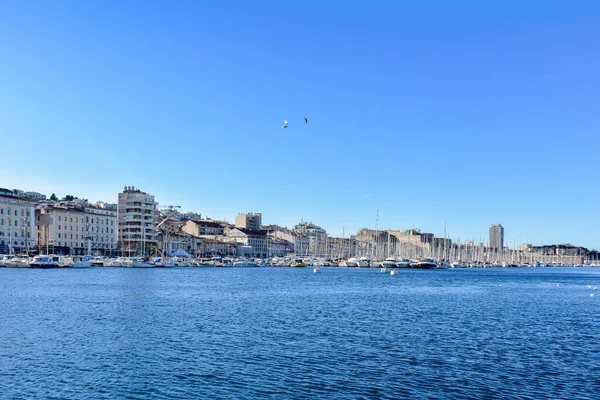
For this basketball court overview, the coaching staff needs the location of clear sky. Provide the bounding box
[1,1,599,249]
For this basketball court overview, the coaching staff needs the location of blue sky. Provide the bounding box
[1,1,599,248]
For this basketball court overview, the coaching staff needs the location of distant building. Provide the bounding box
[489,224,504,252]
[183,220,225,236]
[0,188,36,254]
[35,200,117,255]
[24,191,46,201]
[292,222,327,256]
[117,186,157,255]
[235,212,262,232]
[226,227,268,257]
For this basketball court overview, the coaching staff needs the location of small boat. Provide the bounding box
[233,259,259,267]
[339,257,358,267]
[131,257,154,268]
[290,259,306,268]
[415,258,438,269]
[357,256,371,268]
[29,255,59,268]
[395,259,412,268]
[380,257,398,268]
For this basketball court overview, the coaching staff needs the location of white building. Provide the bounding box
[226,228,268,257]
[292,221,328,256]
[35,201,117,255]
[117,186,157,255]
[0,188,36,254]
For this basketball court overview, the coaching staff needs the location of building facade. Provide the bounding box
[292,221,327,256]
[235,212,262,232]
[489,224,504,252]
[226,228,268,257]
[35,201,117,255]
[117,186,157,255]
[0,188,36,254]
[183,220,225,236]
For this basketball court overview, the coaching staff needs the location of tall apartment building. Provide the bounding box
[117,186,157,254]
[235,212,262,232]
[0,188,36,254]
[489,224,504,252]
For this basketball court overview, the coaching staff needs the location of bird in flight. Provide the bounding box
[282,120,288,128]
[303,117,308,124]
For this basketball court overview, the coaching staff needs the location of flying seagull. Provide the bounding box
[282,120,288,128]
[303,117,308,124]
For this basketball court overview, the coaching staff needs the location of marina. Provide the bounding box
[1,253,598,269]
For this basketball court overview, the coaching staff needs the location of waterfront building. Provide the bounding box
[292,221,327,256]
[36,201,117,255]
[157,230,202,257]
[117,186,157,255]
[84,203,117,255]
[0,188,36,254]
[489,224,504,252]
[226,228,268,257]
[183,220,225,236]
[235,212,262,232]
[267,237,291,256]
[199,237,236,257]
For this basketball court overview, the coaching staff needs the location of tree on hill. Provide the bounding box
[62,195,77,201]
[49,193,58,201]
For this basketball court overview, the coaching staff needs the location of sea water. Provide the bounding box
[0,267,598,399]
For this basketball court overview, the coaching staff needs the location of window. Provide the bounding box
[59,233,61,238]
[21,210,24,217]
[0,209,3,214]
[7,209,11,215]
[0,219,3,225]
[70,218,72,222]
[14,221,17,227]
[71,234,73,239]
[58,225,61,230]
[59,216,61,221]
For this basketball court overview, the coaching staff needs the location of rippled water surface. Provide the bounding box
[0,267,599,399]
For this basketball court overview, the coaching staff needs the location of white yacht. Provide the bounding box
[90,256,105,267]
[30,255,60,268]
[222,257,234,267]
[380,257,398,268]
[339,257,359,267]
[233,259,258,267]
[395,259,412,268]
[131,257,154,268]
[152,257,177,267]
[357,256,371,268]
[415,258,438,269]
[0,255,16,267]
[59,255,93,268]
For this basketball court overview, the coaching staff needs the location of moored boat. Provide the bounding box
[29,255,59,268]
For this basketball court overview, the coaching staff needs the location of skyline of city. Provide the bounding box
[1,1,599,249]
[1,183,595,252]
